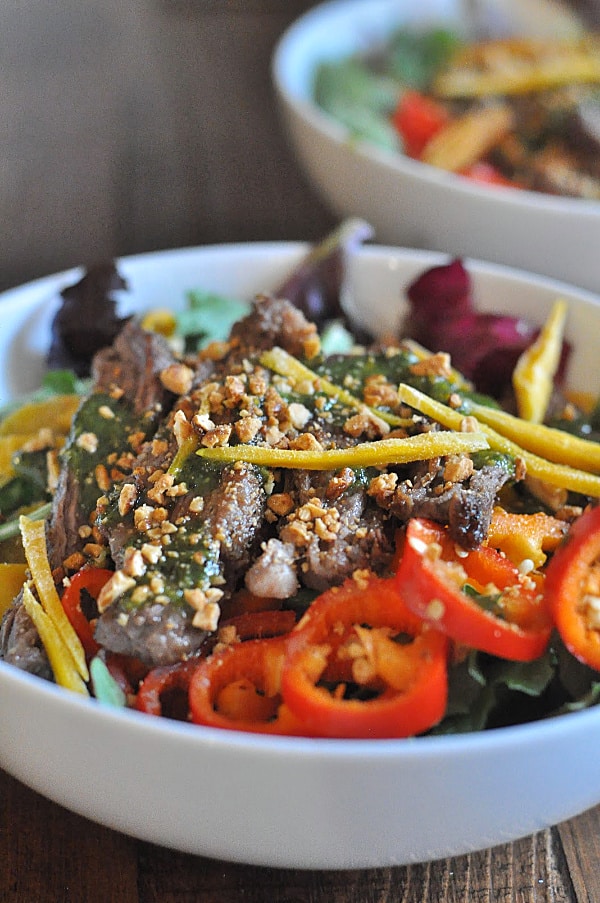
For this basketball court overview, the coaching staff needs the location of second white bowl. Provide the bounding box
[272,0,600,294]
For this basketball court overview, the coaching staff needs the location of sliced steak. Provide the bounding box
[1,321,176,675]
[94,460,267,666]
[275,469,394,594]
[0,592,53,680]
[229,295,318,358]
[94,601,205,665]
[304,497,393,591]
[386,459,512,549]
[48,321,177,570]
[91,319,176,416]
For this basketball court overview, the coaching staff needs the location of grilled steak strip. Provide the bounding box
[0,321,176,675]
[382,458,512,549]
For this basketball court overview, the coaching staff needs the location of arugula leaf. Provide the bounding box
[177,291,250,352]
[386,28,462,90]
[433,647,557,734]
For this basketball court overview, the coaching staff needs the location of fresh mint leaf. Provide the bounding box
[177,291,250,350]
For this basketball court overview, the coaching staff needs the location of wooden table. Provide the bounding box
[2,766,600,902]
[2,1,600,900]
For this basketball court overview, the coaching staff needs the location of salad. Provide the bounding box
[2,224,600,739]
[314,24,600,197]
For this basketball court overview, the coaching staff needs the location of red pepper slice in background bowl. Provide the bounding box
[396,518,552,662]
[392,89,450,158]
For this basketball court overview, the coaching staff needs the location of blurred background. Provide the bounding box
[1,0,598,291]
[0,0,335,291]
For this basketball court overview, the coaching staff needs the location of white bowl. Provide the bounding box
[272,0,600,294]
[2,242,600,870]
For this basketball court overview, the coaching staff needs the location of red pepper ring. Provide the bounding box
[396,518,552,662]
[544,504,600,671]
[280,575,449,739]
[218,608,297,642]
[60,566,113,657]
[136,659,199,719]
[189,636,309,736]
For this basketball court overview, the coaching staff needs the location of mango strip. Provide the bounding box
[196,430,489,470]
[421,104,513,172]
[398,383,600,498]
[22,584,88,695]
[0,562,28,618]
[465,399,600,474]
[259,346,408,427]
[167,434,200,478]
[0,434,35,480]
[19,515,88,681]
[513,299,567,423]
[434,39,600,98]
[0,394,80,436]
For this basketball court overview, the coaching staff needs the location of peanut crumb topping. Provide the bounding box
[160,362,194,395]
[173,409,194,447]
[409,352,452,379]
[460,415,479,433]
[118,483,138,516]
[343,409,390,440]
[184,587,223,631]
[97,571,137,612]
[76,432,99,454]
[363,375,399,410]
[443,455,474,483]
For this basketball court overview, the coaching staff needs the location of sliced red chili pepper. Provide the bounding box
[189,637,308,735]
[281,574,448,739]
[104,652,149,700]
[544,504,600,671]
[219,608,297,641]
[225,587,280,617]
[460,161,518,188]
[136,659,199,720]
[392,89,450,158]
[396,518,552,662]
[61,567,113,657]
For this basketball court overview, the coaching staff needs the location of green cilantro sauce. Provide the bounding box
[63,392,157,515]
[315,349,473,407]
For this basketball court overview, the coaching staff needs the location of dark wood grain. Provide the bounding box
[559,808,600,903]
[2,766,596,902]
[1,770,138,903]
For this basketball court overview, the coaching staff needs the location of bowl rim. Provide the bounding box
[272,0,600,219]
